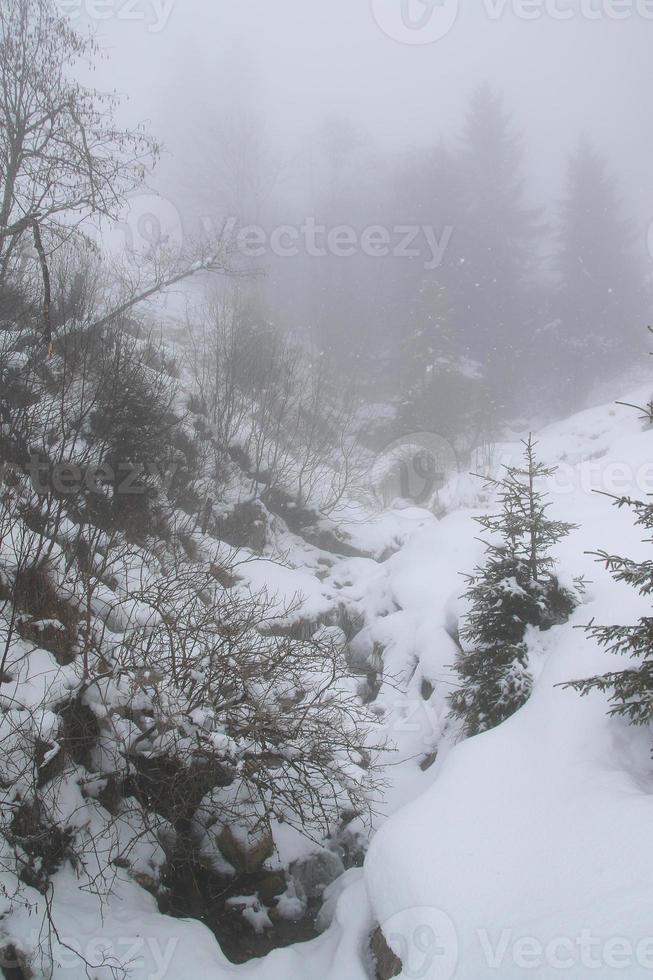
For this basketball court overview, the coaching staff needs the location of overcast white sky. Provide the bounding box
[76,0,653,247]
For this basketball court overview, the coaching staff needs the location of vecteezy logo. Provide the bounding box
[371,0,459,44]
[381,906,459,979]
[369,431,458,513]
[106,193,185,262]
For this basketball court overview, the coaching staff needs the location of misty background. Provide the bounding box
[84,0,653,435]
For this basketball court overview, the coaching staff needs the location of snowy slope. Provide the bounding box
[4,386,653,979]
[365,385,653,979]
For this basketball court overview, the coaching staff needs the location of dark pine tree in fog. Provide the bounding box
[388,141,463,337]
[555,140,647,401]
[399,283,454,400]
[454,85,541,402]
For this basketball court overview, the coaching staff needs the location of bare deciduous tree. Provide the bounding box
[0,0,158,342]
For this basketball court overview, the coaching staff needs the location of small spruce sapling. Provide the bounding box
[450,436,578,736]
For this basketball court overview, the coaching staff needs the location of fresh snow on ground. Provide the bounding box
[4,385,653,978]
[365,385,653,979]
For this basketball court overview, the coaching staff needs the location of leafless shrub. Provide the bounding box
[186,290,366,516]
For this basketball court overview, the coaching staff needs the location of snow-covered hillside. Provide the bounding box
[4,380,653,979]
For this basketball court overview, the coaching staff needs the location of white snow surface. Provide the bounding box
[5,385,653,978]
[365,386,653,979]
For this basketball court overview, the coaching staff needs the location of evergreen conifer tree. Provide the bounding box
[454,85,541,398]
[400,284,454,400]
[450,437,578,736]
[564,391,653,726]
[555,140,647,402]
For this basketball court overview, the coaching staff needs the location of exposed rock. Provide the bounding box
[227,443,253,473]
[301,523,370,559]
[160,858,318,964]
[13,565,79,666]
[262,487,317,533]
[257,871,287,905]
[370,925,403,980]
[0,944,33,979]
[420,751,437,772]
[263,605,358,643]
[348,628,384,703]
[58,698,101,770]
[129,870,159,894]
[348,628,384,672]
[421,678,434,701]
[16,616,76,665]
[358,671,383,705]
[290,848,345,902]
[218,824,274,874]
[214,500,269,553]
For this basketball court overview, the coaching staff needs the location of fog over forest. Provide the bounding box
[2,3,653,977]
[88,0,653,423]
